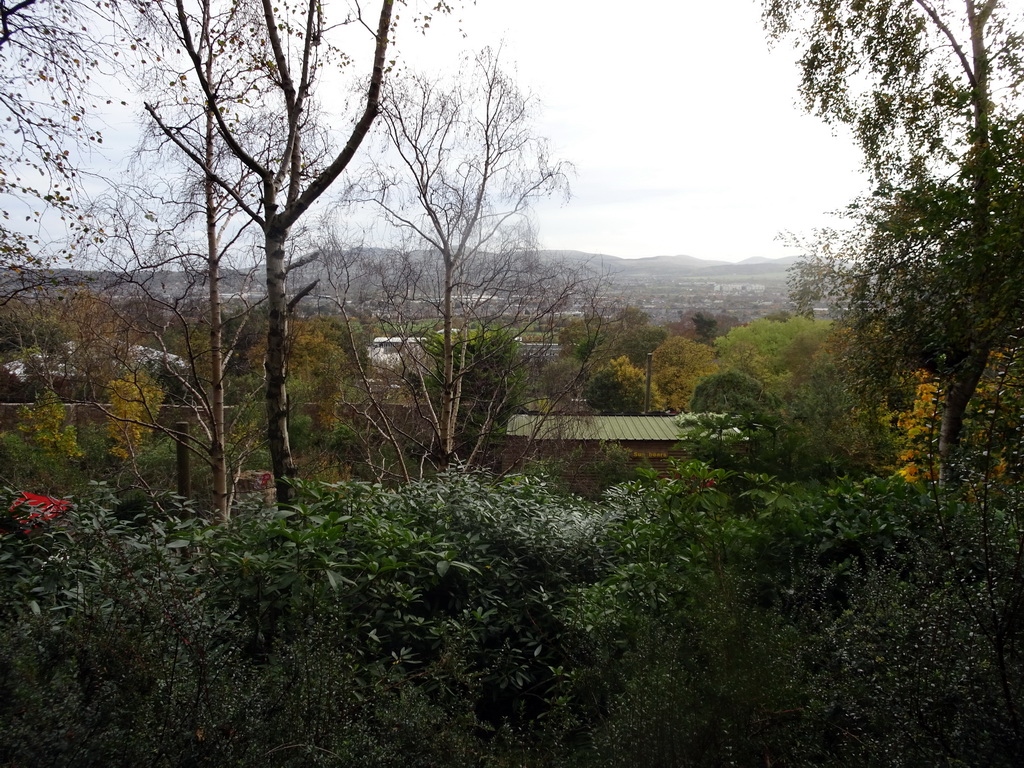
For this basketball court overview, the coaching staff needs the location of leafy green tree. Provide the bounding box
[559,313,606,363]
[690,369,779,417]
[421,327,528,467]
[767,0,1024,479]
[692,330,895,478]
[785,353,897,477]
[666,310,739,344]
[691,311,719,345]
[289,316,365,428]
[714,316,832,395]
[600,306,668,368]
[17,390,82,461]
[584,355,657,413]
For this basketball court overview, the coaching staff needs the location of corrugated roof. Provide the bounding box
[506,414,682,442]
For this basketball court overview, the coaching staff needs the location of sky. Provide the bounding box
[396,0,869,262]
[64,0,870,265]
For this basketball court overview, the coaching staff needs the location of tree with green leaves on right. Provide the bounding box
[767,0,1024,480]
[598,306,669,368]
[420,327,528,468]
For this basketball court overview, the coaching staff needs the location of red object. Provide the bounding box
[5,492,72,533]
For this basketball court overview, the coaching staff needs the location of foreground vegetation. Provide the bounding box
[2,450,1023,766]
[2,314,1022,766]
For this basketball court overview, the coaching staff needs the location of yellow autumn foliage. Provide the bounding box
[897,350,1024,484]
[895,372,941,483]
[18,391,83,460]
[107,371,165,460]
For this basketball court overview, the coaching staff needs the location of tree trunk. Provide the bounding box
[934,1,996,484]
[204,29,229,520]
[436,254,456,471]
[147,0,396,503]
[938,344,990,483]
[265,216,296,504]
[206,187,229,519]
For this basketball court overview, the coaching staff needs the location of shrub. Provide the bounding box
[0,474,616,765]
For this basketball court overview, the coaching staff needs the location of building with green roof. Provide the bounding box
[504,413,688,477]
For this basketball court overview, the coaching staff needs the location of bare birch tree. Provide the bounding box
[140,0,407,502]
[65,0,274,517]
[87,161,265,518]
[326,50,603,479]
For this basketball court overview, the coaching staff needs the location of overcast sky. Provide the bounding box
[396,0,869,262]
[74,0,869,264]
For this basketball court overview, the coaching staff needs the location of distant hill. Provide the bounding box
[735,255,802,266]
[6,251,802,301]
[537,251,800,281]
[542,250,726,269]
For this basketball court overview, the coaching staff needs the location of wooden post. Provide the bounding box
[176,421,192,500]
[644,352,653,413]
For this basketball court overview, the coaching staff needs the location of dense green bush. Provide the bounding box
[563,463,1024,765]
[0,474,614,765]
[563,462,810,765]
[3,460,1024,765]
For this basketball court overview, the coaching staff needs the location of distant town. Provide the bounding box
[565,251,805,323]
